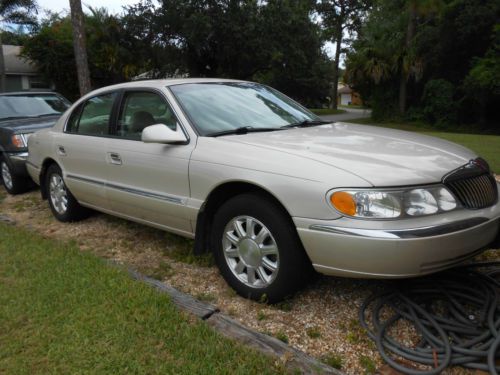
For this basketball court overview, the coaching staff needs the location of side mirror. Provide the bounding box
[141,124,187,144]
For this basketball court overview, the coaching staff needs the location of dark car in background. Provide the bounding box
[0,92,71,194]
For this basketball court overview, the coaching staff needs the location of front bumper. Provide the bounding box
[295,206,500,278]
[4,152,29,176]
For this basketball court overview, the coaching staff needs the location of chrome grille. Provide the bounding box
[445,173,498,209]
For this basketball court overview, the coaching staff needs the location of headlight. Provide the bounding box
[11,133,30,148]
[329,186,459,219]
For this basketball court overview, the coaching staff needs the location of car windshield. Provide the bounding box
[0,94,70,121]
[169,82,320,136]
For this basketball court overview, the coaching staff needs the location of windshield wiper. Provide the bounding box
[35,113,60,117]
[0,116,26,121]
[281,120,331,129]
[206,126,284,137]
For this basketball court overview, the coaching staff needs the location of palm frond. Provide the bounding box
[0,0,37,23]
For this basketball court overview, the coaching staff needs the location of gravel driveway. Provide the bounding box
[0,189,497,374]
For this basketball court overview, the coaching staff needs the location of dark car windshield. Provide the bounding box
[0,94,70,121]
[169,82,320,136]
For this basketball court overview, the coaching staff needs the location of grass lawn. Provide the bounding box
[338,105,368,110]
[0,223,284,375]
[345,118,500,173]
[309,108,346,115]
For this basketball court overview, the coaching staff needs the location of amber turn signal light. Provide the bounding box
[330,191,356,216]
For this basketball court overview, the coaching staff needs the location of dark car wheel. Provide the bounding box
[211,193,312,303]
[1,159,29,195]
[45,164,90,222]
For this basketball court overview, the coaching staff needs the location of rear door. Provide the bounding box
[104,89,194,235]
[53,92,117,209]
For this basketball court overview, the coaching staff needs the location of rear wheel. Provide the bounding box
[211,193,312,303]
[1,159,29,195]
[45,164,90,222]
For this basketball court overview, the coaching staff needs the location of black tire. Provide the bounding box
[0,158,30,195]
[211,193,313,303]
[45,164,90,222]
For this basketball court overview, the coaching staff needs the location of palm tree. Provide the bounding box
[0,0,37,92]
[69,0,91,96]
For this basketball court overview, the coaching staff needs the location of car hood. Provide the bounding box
[0,115,60,133]
[220,122,477,186]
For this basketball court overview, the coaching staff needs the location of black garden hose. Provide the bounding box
[359,262,500,374]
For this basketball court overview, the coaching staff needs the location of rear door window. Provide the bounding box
[66,93,116,136]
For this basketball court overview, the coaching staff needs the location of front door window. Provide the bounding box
[116,91,178,140]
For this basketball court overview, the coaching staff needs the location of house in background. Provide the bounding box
[337,83,363,106]
[1,45,53,92]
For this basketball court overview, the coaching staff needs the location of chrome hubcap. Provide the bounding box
[49,174,68,215]
[222,215,279,288]
[1,162,13,190]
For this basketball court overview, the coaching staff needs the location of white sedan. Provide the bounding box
[27,79,500,302]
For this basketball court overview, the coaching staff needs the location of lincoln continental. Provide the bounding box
[26,79,500,302]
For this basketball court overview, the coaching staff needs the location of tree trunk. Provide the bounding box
[0,33,6,92]
[69,0,91,96]
[399,1,417,116]
[329,5,345,110]
[398,67,407,116]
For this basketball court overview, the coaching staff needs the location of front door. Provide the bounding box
[105,90,194,236]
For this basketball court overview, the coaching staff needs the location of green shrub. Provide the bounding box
[370,86,399,121]
[422,79,457,127]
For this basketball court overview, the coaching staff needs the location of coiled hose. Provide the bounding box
[359,261,500,374]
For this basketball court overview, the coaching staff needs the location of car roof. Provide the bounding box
[0,91,62,96]
[86,78,248,96]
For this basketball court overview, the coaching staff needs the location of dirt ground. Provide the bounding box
[1,188,498,374]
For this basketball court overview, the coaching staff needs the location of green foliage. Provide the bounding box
[257,310,267,321]
[22,15,79,99]
[316,0,372,109]
[0,27,29,45]
[422,79,457,127]
[0,0,37,25]
[462,24,500,130]
[254,0,333,106]
[22,1,331,105]
[0,223,284,374]
[147,260,174,279]
[369,85,400,121]
[164,233,214,267]
[345,0,500,131]
[321,353,343,369]
[275,330,289,344]
[466,51,500,94]
[22,8,146,100]
[306,326,321,339]
[309,108,346,115]
[359,355,376,374]
[194,292,217,303]
[274,300,293,312]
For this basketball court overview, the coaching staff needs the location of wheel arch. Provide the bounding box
[39,157,59,199]
[193,180,299,255]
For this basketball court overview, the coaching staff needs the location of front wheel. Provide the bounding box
[211,193,312,303]
[45,164,90,222]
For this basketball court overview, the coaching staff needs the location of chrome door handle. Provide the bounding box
[57,145,66,156]
[108,152,122,165]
